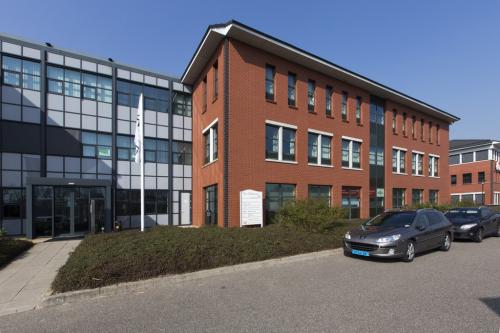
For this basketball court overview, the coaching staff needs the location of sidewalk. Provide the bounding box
[0,238,80,317]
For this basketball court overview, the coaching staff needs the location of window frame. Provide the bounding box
[308,129,333,166]
[355,96,362,124]
[307,80,315,112]
[392,147,407,174]
[265,121,297,163]
[341,91,348,121]
[203,119,219,165]
[325,85,333,116]
[308,185,332,206]
[428,155,439,177]
[412,151,424,176]
[265,64,275,101]
[287,72,297,107]
[341,137,362,169]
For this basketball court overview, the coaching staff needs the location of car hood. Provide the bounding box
[347,225,408,242]
[447,217,480,226]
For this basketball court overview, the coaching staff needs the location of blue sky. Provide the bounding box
[2,0,499,139]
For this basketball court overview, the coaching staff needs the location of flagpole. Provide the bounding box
[140,95,145,232]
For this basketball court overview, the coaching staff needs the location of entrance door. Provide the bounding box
[180,192,192,225]
[204,185,218,225]
[54,187,74,236]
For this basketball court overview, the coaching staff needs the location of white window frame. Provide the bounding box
[392,147,407,174]
[412,151,424,176]
[429,154,440,178]
[342,136,362,170]
[265,120,298,164]
[308,129,333,167]
[202,118,218,165]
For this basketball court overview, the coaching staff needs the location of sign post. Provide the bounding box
[240,189,263,228]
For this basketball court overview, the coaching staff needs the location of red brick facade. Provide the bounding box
[449,160,500,205]
[191,37,453,227]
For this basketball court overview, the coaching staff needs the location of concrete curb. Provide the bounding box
[40,247,343,309]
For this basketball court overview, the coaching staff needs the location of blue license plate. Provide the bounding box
[352,249,369,257]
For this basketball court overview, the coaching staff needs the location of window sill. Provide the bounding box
[342,166,363,171]
[266,99,277,104]
[393,172,408,176]
[342,119,349,123]
[412,174,425,177]
[429,176,440,179]
[356,122,363,127]
[308,163,333,168]
[288,105,298,110]
[202,159,218,168]
[326,115,334,119]
[265,159,298,165]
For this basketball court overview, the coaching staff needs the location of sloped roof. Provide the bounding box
[450,139,499,150]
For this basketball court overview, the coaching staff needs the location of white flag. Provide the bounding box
[134,94,144,163]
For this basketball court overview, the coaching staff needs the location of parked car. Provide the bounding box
[444,207,500,242]
[343,209,453,262]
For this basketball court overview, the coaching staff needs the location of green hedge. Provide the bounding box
[0,237,33,269]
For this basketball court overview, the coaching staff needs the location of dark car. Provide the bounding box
[343,209,453,262]
[445,207,500,242]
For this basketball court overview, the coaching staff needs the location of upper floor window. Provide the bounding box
[117,135,135,161]
[307,80,315,112]
[476,150,489,161]
[392,148,406,174]
[213,61,219,99]
[82,131,112,159]
[265,64,275,101]
[355,96,362,124]
[2,56,40,91]
[308,131,332,166]
[420,119,425,140]
[392,110,397,133]
[341,92,348,121]
[429,122,433,143]
[325,86,333,116]
[478,171,486,183]
[266,122,296,162]
[203,120,218,164]
[342,138,361,169]
[288,72,296,106]
[117,80,168,112]
[449,154,459,165]
[451,175,457,185]
[411,116,416,139]
[172,141,192,165]
[462,152,473,163]
[144,138,168,163]
[202,76,207,112]
[173,93,192,117]
[402,112,407,136]
[463,173,472,184]
[429,155,439,177]
[412,152,423,176]
[436,125,440,145]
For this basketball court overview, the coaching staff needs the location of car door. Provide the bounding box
[482,208,496,235]
[414,213,432,252]
[425,212,446,249]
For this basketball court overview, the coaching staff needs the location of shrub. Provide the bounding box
[0,238,33,268]
[0,228,6,237]
[273,199,346,233]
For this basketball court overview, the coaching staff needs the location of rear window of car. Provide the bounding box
[445,209,480,218]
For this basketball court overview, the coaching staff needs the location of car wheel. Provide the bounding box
[473,228,483,243]
[440,233,451,251]
[402,241,415,262]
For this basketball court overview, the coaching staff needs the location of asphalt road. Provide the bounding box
[1,237,499,333]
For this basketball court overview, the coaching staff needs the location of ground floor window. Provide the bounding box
[204,184,218,225]
[412,189,423,206]
[392,188,405,209]
[2,188,25,220]
[342,187,361,219]
[308,185,331,206]
[451,195,460,205]
[429,190,439,204]
[474,194,484,205]
[115,189,169,216]
[265,183,296,222]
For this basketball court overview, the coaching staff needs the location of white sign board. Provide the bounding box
[240,189,263,227]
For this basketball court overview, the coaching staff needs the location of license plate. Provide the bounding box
[352,249,369,257]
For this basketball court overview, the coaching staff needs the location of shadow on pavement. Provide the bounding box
[479,297,500,317]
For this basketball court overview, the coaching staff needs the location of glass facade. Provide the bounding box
[369,96,385,217]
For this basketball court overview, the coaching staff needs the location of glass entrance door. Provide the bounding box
[54,187,74,236]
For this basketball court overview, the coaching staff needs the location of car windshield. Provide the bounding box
[445,209,480,218]
[364,212,416,228]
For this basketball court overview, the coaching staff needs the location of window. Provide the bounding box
[202,76,207,111]
[117,135,135,161]
[266,183,295,222]
[412,152,423,176]
[429,155,439,177]
[402,113,407,135]
[475,194,484,205]
[341,92,348,120]
[288,72,296,106]
[48,66,112,102]
[411,116,416,139]
[462,152,473,163]
[325,86,332,116]
[172,141,192,165]
[117,80,168,112]
[429,190,439,204]
[115,189,168,216]
[392,188,405,209]
[476,150,489,161]
[392,149,406,174]
[355,96,362,124]
[309,185,331,206]
[420,119,425,140]
[342,187,361,219]
[451,195,460,205]
[82,131,112,159]
[2,56,41,91]
[392,110,397,133]
[2,188,25,219]
[463,173,472,184]
[203,121,218,164]
[308,131,332,166]
[342,138,361,169]
[451,175,457,185]
[265,123,296,162]
[143,138,168,163]
[478,171,485,183]
[205,184,218,225]
[436,125,440,145]
[213,61,219,99]
[428,122,433,143]
[265,64,275,100]
[412,189,423,205]
[449,154,459,165]
[173,93,192,116]
[307,80,315,112]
